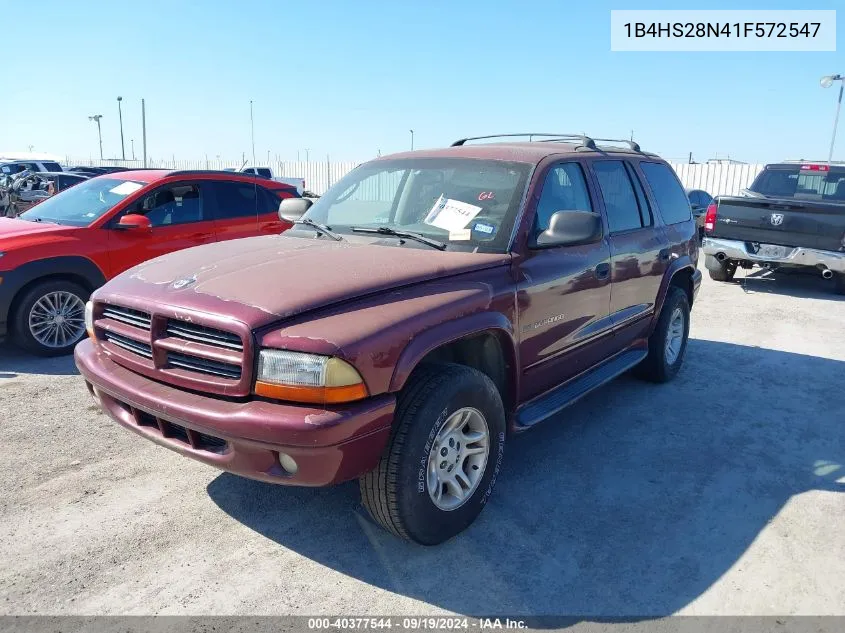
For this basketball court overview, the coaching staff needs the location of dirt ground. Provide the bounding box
[1,264,843,616]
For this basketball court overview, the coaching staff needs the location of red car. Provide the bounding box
[0,169,297,355]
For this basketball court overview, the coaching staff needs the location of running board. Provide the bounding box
[515,349,647,429]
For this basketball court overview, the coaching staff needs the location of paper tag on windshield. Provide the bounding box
[424,195,482,231]
[449,229,472,241]
[109,181,144,196]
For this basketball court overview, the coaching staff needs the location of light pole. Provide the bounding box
[116,96,125,160]
[304,148,310,162]
[410,129,414,150]
[249,100,256,168]
[131,139,135,160]
[821,74,844,165]
[88,114,104,160]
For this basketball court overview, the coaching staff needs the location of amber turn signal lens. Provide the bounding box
[254,381,368,404]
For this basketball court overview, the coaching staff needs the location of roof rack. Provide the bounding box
[450,133,641,152]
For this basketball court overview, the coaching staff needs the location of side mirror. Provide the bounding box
[535,210,602,248]
[116,213,152,232]
[279,197,313,222]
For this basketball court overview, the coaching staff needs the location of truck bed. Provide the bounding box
[711,196,845,252]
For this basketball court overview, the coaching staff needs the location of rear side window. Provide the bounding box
[43,162,63,172]
[592,160,644,233]
[639,162,692,225]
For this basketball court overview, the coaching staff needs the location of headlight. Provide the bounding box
[84,301,94,339]
[254,349,368,404]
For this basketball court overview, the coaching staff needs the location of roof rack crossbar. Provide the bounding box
[589,138,641,152]
[451,133,597,149]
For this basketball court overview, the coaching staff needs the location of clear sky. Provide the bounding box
[2,0,842,164]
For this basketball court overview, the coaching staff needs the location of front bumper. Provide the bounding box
[702,237,845,273]
[74,339,396,486]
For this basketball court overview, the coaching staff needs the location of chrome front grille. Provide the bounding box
[96,302,250,394]
[165,320,243,351]
[167,351,242,380]
[103,331,153,358]
[102,306,152,330]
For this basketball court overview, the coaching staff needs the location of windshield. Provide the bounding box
[300,158,532,252]
[18,177,145,226]
[750,165,845,202]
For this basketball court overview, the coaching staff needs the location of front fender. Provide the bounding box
[388,311,517,392]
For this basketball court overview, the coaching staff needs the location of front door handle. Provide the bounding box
[595,262,610,280]
[659,248,672,262]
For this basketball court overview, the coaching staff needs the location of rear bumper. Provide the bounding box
[74,339,396,486]
[702,237,845,273]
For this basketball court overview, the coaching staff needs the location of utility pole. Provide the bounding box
[131,139,135,160]
[88,114,104,160]
[141,99,147,168]
[117,96,126,160]
[410,129,414,150]
[249,100,256,168]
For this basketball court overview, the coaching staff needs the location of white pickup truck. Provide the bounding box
[224,166,306,195]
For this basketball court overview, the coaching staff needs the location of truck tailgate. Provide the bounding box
[712,196,845,252]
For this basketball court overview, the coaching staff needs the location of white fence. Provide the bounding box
[64,156,764,197]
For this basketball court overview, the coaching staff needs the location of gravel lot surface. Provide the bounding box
[1,264,843,617]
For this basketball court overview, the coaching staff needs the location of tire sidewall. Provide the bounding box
[657,289,690,379]
[395,369,506,545]
[13,280,89,356]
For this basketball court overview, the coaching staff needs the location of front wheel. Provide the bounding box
[360,363,506,545]
[12,280,89,356]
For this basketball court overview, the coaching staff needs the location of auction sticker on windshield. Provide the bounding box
[109,181,144,196]
[424,195,482,231]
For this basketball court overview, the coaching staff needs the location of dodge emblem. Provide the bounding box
[171,276,197,289]
[770,213,784,226]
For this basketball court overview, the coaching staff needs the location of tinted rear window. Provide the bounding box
[43,162,63,172]
[751,166,845,201]
[639,162,692,225]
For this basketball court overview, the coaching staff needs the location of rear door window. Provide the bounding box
[592,160,644,233]
[209,181,276,219]
[639,162,692,225]
[43,162,64,172]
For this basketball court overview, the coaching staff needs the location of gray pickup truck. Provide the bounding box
[702,162,845,294]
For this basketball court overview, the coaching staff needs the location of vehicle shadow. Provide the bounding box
[729,267,844,301]
[206,340,845,618]
[0,342,79,378]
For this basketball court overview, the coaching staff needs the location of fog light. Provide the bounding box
[278,452,298,475]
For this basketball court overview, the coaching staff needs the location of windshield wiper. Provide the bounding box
[351,226,447,251]
[293,218,343,241]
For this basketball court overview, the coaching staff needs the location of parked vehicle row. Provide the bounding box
[0,169,299,355]
[702,162,845,293]
[74,133,702,544]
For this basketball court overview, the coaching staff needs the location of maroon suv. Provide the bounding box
[75,134,701,545]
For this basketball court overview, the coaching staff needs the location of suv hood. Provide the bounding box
[100,234,510,328]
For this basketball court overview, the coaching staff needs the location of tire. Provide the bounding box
[11,280,89,356]
[635,286,690,383]
[707,259,736,282]
[360,363,506,545]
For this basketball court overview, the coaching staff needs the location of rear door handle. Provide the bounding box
[595,262,610,280]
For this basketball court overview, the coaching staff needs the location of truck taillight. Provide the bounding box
[704,202,718,233]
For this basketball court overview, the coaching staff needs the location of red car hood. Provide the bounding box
[98,235,510,328]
